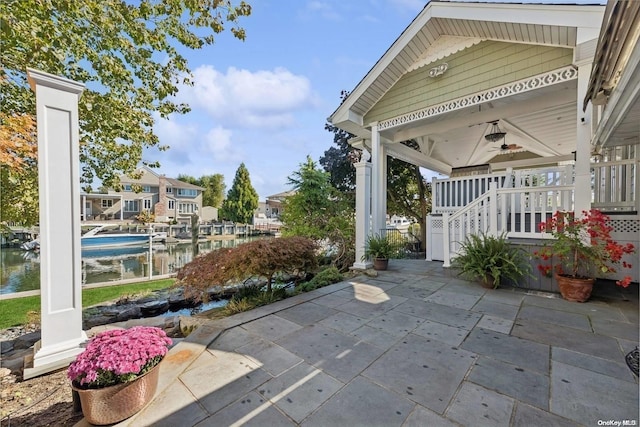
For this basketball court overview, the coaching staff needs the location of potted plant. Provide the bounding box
[451,231,530,289]
[363,233,399,270]
[534,210,636,302]
[68,326,172,425]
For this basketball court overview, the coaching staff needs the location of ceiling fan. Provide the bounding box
[491,142,523,152]
[484,120,523,151]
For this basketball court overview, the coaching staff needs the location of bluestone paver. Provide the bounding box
[363,333,476,414]
[196,391,295,426]
[476,314,513,334]
[236,338,303,376]
[512,316,625,361]
[179,349,270,415]
[590,316,640,341]
[550,361,640,425]
[446,382,515,427]
[276,302,338,326]
[259,362,344,423]
[425,289,482,310]
[395,299,482,329]
[462,328,550,374]
[317,311,368,333]
[301,376,414,427]
[402,405,462,427]
[241,314,303,341]
[128,381,208,427]
[552,347,636,382]
[472,298,520,320]
[413,319,470,346]
[517,305,592,331]
[468,356,549,409]
[350,324,402,350]
[365,309,425,337]
[512,402,581,427]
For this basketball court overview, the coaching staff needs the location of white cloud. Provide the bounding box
[203,126,243,163]
[179,65,317,130]
[305,1,342,21]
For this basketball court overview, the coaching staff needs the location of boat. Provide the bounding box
[21,224,167,251]
[387,216,413,232]
[81,224,167,249]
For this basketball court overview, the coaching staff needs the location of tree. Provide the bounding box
[177,173,225,207]
[220,163,258,223]
[178,236,317,295]
[1,0,251,192]
[320,91,359,194]
[0,113,39,225]
[387,152,432,251]
[281,156,355,270]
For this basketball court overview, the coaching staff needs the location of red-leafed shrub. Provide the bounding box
[177,237,318,298]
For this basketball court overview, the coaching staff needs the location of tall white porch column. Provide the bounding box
[24,69,87,379]
[575,61,594,216]
[353,160,372,269]
[370,122,387,234]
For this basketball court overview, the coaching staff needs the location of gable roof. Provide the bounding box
[329,0,604,137]
[166,177,204,191]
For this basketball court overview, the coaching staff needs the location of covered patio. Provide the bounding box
[328,1,639,285]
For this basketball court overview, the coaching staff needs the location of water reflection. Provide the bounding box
[0,238,256,294]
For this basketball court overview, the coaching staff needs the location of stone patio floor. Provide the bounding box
[83,260,638,426]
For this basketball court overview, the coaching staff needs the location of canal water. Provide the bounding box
[1,238,259,295]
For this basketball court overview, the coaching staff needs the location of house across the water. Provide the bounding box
[80,166,207,223]
[329,0,639,287]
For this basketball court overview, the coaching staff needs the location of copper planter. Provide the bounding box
[72,361,160,425]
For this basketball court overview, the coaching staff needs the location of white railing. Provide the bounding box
[592,158,638,211]
[432,171,511,214]
[432,165,573,214]
[442,183,574,267]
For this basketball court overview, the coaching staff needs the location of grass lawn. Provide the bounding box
[0,279,175,330]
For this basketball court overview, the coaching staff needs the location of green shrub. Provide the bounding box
[297,266,343,293]
[224,298,254,315]
[451,232,530,288]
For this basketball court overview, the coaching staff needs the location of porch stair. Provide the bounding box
[429,165,575,267]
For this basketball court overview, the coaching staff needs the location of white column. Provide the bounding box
[370,122,386,234]
[575,62,593,216]
[24,69,87,379]
[81,195,86,221]
[353,160,372,269]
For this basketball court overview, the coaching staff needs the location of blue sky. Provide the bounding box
[146,0,603,200]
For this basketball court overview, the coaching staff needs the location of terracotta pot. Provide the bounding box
[480,274,496,289]
[555,274,595,302]
[72,361,160,425]
[373,258,388,271]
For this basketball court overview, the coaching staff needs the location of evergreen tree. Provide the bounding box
[220,163,258,223]
[281,156,355,270]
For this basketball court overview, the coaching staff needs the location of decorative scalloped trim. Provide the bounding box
[379,66,578,131]
[406,36,484,74]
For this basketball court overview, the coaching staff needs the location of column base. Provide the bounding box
[24,333,88,379]
[351,261,373,270]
